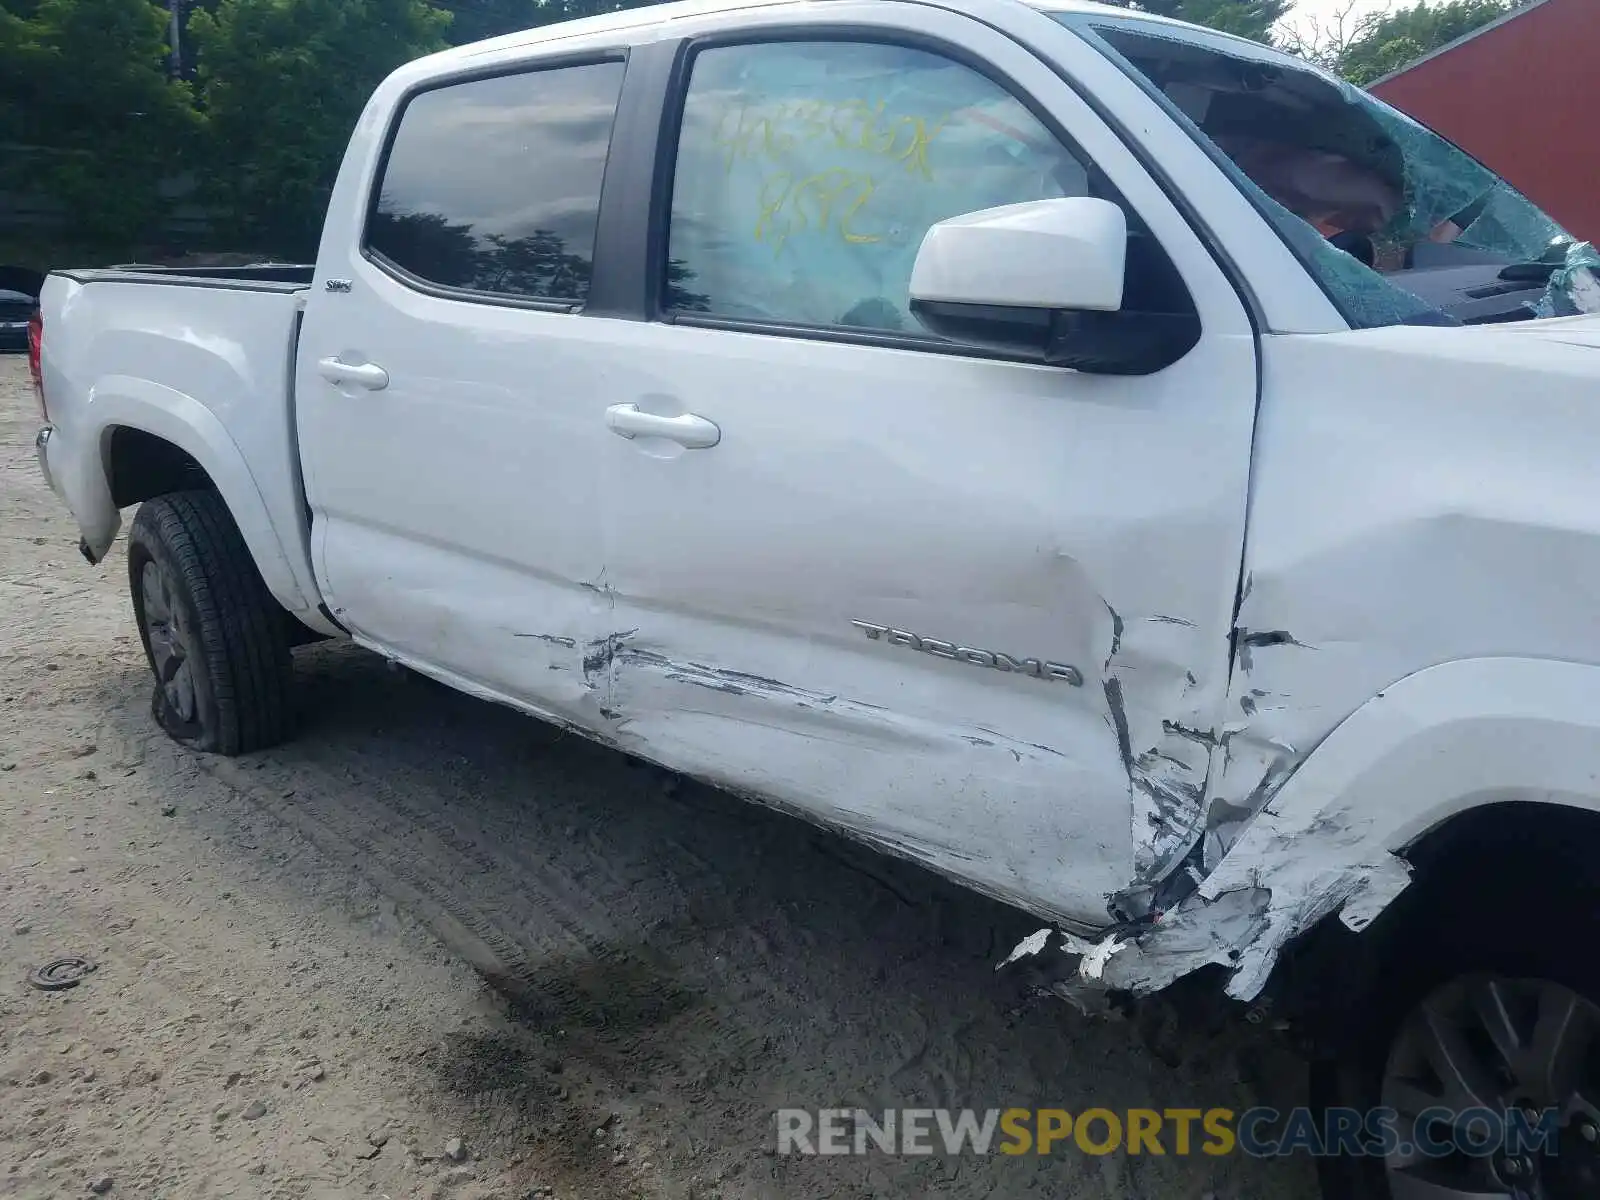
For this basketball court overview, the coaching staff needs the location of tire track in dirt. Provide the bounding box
[112,643,1321,1199]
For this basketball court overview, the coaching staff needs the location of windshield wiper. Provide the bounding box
[1499,262,1558,283]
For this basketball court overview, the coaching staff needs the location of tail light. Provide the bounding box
[27,308,45,419]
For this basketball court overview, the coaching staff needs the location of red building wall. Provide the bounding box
[1371,0,1600,242]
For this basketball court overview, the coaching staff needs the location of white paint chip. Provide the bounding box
[995,927,1055,971]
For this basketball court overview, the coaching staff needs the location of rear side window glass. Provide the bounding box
[366,61,624,304]
[664,41,1113,333]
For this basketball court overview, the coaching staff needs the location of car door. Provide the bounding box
[583,5,1262,927]
[295,53,630,730]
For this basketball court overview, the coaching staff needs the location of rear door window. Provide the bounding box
[366,61,625,305]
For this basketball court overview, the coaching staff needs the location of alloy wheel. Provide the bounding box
[140,558,198,725]
[1382,975,1600,1199]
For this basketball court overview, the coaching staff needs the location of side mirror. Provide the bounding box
[912,196,1128,313]
[908,197,1197,375]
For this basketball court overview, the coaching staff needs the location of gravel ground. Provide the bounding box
[0,355,1320,1199]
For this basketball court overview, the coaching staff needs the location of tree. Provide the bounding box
[0,0,199,249]
[1275,0,1379,68]
[1280,0,1534,85]
[1338,0,1528,85]
[431,0,540,44]
[188,0,449,257]
[431,0,666,46]
[1106,0,1292,44]
[0,7,34,141]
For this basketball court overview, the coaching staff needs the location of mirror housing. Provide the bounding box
[909,197,1197,376]
[910,196,1128,313]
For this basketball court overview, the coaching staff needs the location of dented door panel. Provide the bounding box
[580,10,1260,929]
[296,54,628,731]
[589,315,1257,926]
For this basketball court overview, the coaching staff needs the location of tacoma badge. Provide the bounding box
[850,621,1084,686]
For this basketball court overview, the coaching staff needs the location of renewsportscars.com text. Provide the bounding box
[775,1106,1564,1159]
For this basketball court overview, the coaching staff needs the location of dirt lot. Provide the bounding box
[0,356,1319,1199]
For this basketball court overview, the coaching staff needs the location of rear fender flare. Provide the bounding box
[81,378,325,626]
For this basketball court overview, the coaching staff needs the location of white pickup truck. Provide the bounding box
[30,0,1600,1192]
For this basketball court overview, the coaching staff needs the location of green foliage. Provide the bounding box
[2,0,673,263]
[189,0,449,257]
[1107,0,1292,44]
[1,0,199,248]
[0,7,32,127]
[432,0,661,46]
[1337,0,1527,85]
[432,0,543,44]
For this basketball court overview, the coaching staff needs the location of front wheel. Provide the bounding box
[127,490,294,754]
[1312,884,1600,1200]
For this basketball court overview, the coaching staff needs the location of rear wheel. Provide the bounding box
[127,490,294,754]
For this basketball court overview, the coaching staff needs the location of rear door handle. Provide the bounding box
[317,357,389,390]
[605,404,720,449]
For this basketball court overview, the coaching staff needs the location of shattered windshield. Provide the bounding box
[1056,14,1600,329]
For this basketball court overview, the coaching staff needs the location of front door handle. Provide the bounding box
[605,404,720,449]
[317,357,389,391]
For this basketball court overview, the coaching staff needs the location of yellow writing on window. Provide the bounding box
[752,169,885,252]
[712,97,949,181]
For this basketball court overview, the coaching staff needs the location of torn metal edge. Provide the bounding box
[999,804,1414,1003]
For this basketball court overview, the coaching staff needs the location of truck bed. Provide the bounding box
[35,265,328,630]
[54,263,316,289]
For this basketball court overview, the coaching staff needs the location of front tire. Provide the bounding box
[127,490,294,754]
[1311,876,1600,1200]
